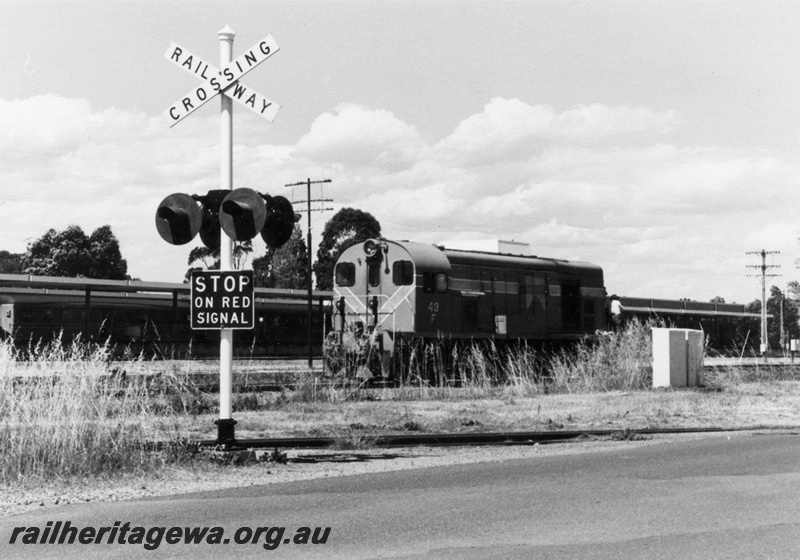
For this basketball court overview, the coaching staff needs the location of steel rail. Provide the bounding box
[170,426,791,451]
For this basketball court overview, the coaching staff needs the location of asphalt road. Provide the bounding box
[4,432,800,559]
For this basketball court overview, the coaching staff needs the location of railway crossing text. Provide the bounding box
[164,35,280,125]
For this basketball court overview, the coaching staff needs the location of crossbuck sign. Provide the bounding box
[164,35,280,126]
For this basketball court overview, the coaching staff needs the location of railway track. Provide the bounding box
[175,426,785,452]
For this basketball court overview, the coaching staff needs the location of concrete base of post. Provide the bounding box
[215,418,238,449]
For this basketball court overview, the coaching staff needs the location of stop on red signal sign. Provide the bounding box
[190,270,254,330]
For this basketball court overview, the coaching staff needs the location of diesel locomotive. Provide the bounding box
[327,238,763,380]
[328,239,607,379]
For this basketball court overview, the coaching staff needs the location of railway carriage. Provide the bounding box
[617,296,761,351]
[0,274,330,358]
[329,239,608,379]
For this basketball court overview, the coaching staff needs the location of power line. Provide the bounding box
[286,179,334,219]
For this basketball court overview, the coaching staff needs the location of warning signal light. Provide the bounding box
[262,195,299,249]
[219,188,267,242]
[155,193,202,245]
[156,188,298,250]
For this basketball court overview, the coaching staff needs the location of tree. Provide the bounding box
[313,208,381,290]
[735,298,766,354]
[253,224,308,289]
[787,280,800,302]
[23,225,128,279]
[87,225,128,279]
[184,241,252,282]
[0,251,24,274]
[710,296,726,304]
[767,286,800,350]
[744,286,800,351]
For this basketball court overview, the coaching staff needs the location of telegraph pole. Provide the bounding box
[747,249,780,360]
[285,178,333,369]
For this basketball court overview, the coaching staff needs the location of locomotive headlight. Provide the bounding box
[364,239,379,257]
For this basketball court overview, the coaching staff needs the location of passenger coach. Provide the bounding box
[0,274,330,358]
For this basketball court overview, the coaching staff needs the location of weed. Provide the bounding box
[548,319,655,393]
[402,420,424,431]
[267,447,288,464]
[313,321,657,401]
[234,392,261,412]
[546,418,564,429]
[0,336,189,484]
[611,428,649,441]
[330,430,378,450]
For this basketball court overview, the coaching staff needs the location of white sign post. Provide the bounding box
[164,26,280,448]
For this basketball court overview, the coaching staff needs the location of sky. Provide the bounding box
[2,0,800,304]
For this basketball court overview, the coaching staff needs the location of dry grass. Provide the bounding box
[4,320,800,486]
[548,320,654,392]
[314,319,655,400]
[171,382,800,442]
[0,335,193,484]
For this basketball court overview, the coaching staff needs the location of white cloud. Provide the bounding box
[296,103,424,167]
[0,95,155,157]
[1,93,798,304]
[554,103,678,139]
[435,97,679,165]
[0,95,94,154]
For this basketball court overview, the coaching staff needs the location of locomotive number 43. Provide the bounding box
[428,301,439,323]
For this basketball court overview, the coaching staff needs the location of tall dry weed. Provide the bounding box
[548,319,655,392]
[0,335,189,484]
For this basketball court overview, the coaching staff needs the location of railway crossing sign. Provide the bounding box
[163,26,278,448]
[164,35,280,126]
[190,270,255,330]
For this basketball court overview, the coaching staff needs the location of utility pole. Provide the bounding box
[285,178,333,369]
[780,292,785,355]
[747,249,780,360]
